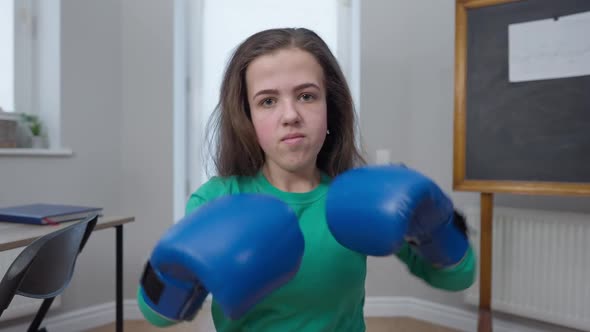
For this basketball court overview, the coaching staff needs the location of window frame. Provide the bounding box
[1,0,66,154]
[13,0,36,117]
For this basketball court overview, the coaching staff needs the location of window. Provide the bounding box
[187,0,360,188]
[0,0,15,112]
[0,0,63,151]
[1,0,37,115]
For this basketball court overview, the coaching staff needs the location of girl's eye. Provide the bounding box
[299,93,315,102]
[261,98,276,107]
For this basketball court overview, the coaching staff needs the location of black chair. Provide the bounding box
[0,214,98,332]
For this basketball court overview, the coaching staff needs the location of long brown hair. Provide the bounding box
[205,28,365,178]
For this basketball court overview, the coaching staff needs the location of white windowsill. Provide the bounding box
[0,148,73,157]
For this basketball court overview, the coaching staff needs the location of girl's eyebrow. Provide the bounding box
[252,83,320,99]
[293,82,320,92]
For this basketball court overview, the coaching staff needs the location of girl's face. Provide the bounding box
[246,48,328,175]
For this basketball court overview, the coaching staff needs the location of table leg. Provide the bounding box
[116,225,123,332]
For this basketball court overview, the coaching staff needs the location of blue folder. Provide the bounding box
[0,203,102,225]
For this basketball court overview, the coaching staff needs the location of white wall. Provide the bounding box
[119,0,177,301]
[360,0,471,307]
[0,0,14,111]
[0,0,124,326]
[0,0,177,328]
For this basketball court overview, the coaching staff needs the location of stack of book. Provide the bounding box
[0,203,103,225]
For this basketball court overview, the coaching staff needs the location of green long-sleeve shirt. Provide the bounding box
[139,170,476,331]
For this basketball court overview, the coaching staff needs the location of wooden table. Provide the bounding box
[0,216,134,332]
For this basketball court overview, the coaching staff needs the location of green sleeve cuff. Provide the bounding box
[428,246,477,291]
[137,287,180,327]
[396,243,477,291]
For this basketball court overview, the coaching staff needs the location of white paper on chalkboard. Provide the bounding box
[508,11,590,82]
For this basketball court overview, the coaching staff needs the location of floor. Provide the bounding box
[88,317,459,332]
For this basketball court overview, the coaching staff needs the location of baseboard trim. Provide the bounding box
[364,297,544,332]
[0,300,139,332]
[0,296,550,332]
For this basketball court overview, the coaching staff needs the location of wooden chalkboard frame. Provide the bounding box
[453,0,590,196]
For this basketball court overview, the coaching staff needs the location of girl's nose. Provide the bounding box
[281,100,301,125]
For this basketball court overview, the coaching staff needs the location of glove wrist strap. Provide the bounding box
[140,261,209,321]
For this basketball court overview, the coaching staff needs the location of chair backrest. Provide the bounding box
[0,214,98,315]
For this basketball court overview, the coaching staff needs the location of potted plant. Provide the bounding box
[20,114,44,148]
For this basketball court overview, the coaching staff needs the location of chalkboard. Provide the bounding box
[453,0,590,196]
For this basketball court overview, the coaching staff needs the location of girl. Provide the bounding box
[143,27,475,332]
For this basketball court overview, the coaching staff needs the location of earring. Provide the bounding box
[327,129,330,135]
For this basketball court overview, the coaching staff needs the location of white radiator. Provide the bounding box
[463,206,590,331]
[0,247,61,322]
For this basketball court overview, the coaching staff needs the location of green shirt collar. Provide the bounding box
[254,170,331,205]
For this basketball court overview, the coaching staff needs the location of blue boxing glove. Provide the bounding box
[326,165,469,268]
[138,194,304,326]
